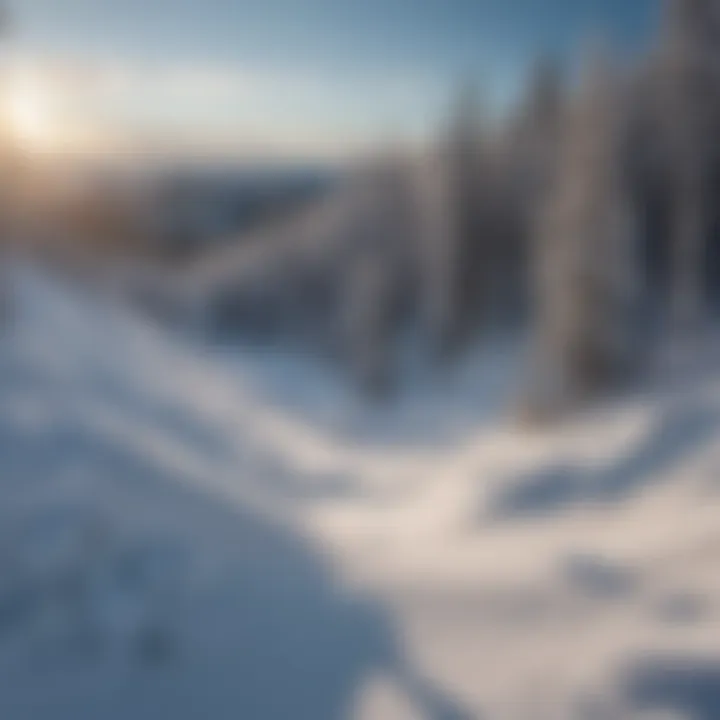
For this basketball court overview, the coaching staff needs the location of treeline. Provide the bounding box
[117,0,720,417]
[494,0,720,419]
[344,0,720,413]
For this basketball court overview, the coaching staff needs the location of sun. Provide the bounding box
[5,76,59,152]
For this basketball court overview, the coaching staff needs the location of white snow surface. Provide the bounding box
[2,266,720,719]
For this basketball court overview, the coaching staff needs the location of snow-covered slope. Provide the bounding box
[2,267,720,719]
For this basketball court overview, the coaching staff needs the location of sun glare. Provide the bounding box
[5,77,59,152]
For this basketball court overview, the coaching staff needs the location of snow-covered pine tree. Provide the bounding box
[506,57,564,208]
[654,0,720,340]
[498,57,565,324]
[522,48,638,421]
[415,82,492,358]
[340,154,415,397]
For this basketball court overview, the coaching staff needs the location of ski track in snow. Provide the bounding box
[2,267,720,719]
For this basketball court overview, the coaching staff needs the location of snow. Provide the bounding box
[2,266,720,719]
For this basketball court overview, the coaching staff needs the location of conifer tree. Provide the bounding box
[416,82,489,358]
[499,57,565,324]
[523,49,638,420]
[654,0,720,338]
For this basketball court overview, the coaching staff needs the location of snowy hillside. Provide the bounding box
[2,267,720,719]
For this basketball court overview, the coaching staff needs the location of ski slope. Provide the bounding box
[2,267,720,719]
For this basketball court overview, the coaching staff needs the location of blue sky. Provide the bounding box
[5,0,661,157]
